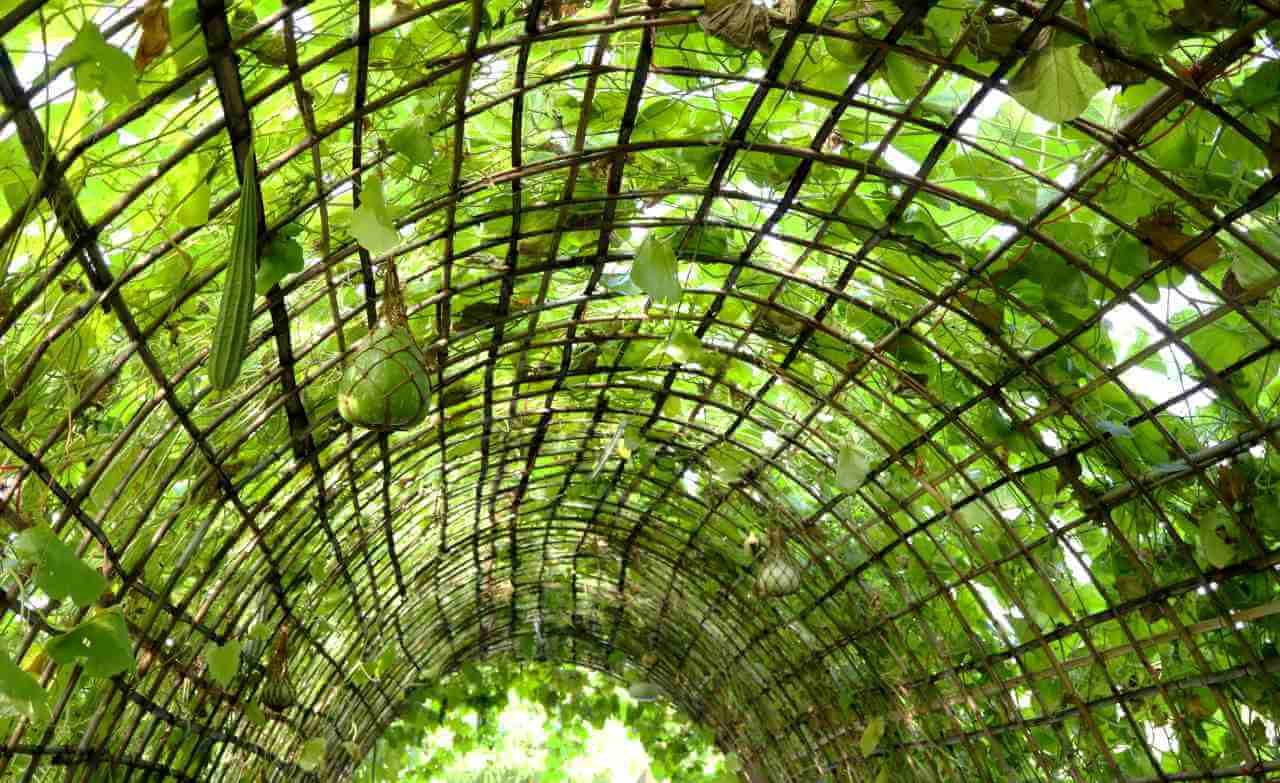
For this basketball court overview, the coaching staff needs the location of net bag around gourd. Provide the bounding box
[754,528,804,598]
[337,258,432,432]
[260,627,298,712]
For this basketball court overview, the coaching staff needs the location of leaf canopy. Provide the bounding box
[0,1,1278,782]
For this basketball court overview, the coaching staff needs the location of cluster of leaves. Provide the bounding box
[355,662,733,783]
[0,527,133,724]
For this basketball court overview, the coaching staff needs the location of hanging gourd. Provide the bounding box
[628,681,662,702]
[754,529,803,598]
[208,148,260,391]
[260,626,297,711]
[337,259,432,431]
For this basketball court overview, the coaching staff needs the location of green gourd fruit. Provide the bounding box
[338,260,431,431]
[260,630,297,711]
[209,148,260,390]
[628,681,662,702]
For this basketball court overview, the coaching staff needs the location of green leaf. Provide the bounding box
[168,154,214,230]
[1199,511,1237,569]
[299,737,326,772]
[1087,0,1160,56]
[1095,419,1134,439]
[350,177,401,256]
[1236,59,1280,119]
[390,119,439,167]
[204,640,241,687]
[632,235,682,304]
[51,23,140,106]
[665,328,702,364]
[176,181,211,228]
[13,527,106,608]
[45,610,134,678]
[254,234,305,295]
[244,702,268,727]
[0,652,48,722]
[0,137,36,211]
[1009,43,1104,124]
[861,716,885,757]
[882,53,929,104]
[1235,230,1280,288]
[169,0,209,73]
[836,444,870,493]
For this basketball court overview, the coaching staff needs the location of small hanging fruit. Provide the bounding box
[338,259,432,431]
[754,529,803,598]
[260,626,297,711]
[628,681,662,702]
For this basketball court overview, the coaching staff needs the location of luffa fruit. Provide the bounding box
[338,259,432,431]
[209,148,260,390]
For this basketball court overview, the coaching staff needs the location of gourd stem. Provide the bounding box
[381,258,409,329]
[270,621,291,674]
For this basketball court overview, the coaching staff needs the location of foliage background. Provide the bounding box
[0,0,1278,781]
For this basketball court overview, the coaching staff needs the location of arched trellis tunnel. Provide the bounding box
[1,0,1280,780]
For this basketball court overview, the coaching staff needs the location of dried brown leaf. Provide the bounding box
[134,0,170,72]
[1136,207,1222,271]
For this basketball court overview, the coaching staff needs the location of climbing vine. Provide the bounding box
[355,662,732,782]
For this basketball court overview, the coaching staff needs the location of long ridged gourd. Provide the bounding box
[209,149,261,390]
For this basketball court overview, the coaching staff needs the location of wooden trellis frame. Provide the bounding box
[0,0,1278,781]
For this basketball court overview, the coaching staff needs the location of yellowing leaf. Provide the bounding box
[1009,43,1103,124]
[1136,208,1222,271]
[350,177,401,256]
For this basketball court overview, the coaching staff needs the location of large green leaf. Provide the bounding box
[299,737,326,772]
[860,716,885,757]
[204,641,241,688]
[631,235,682,304]
[13,527,106,608]
[836,444,869,493]
[350,177,401,256]
[45,611,135,679]
[1009,43,1104,123]
[0,652,48,722]
[255,228,306,295]
[51,22,139,106]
